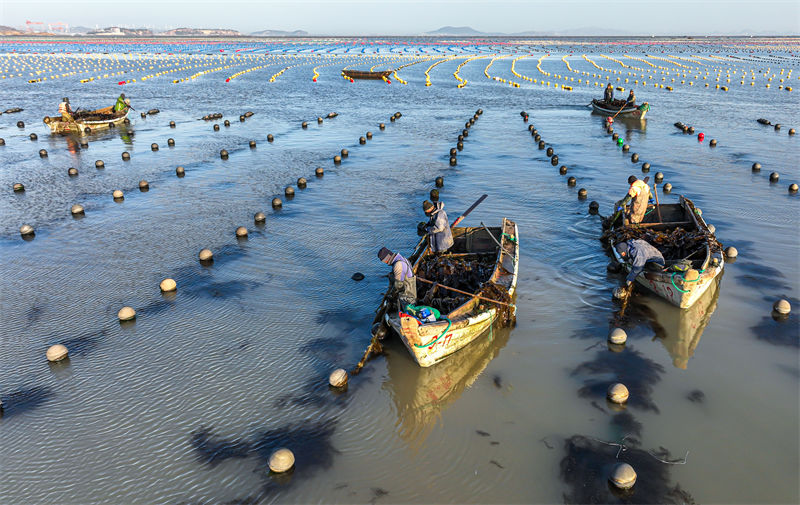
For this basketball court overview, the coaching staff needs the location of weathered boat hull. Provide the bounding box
[386,218,519,367]
[591,99,648,119]
[611,196,723,309]
[341,69,392,80]
[43,108,128,135]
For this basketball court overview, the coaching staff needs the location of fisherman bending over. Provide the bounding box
[58,97,73,121]
[419,200,454,254]
[615,239,665,287]
[604,83,614,103]
[625,89,636,107]
[378,247,417,312]
[621,175,651,224]
[114,93,130,113]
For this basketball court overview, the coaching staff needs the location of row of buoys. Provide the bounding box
[524,115,588,198]
[751,163,797,191]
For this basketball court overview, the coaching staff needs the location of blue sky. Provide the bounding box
[1,0,798,35]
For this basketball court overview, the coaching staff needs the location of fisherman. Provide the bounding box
[58,97,73,121]
[419,200,454,254]
[615,239,665,287]
[378,247,417,311]
[604,83,614,103]
[625,89,636,107]
[621,175,651,224]
[113,93,129,112]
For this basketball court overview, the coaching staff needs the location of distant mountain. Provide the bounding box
[161,27,240,36]
[425,26,487,36]
[87,26,153,36]
[250,29,308,37]
[0,25,24,35]
[69,26,93,34]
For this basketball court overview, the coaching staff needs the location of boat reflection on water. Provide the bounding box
[382,324,511,447]
[632,276,722,369]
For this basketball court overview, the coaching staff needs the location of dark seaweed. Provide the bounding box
[0,385,55,419]
[686,390,705,403]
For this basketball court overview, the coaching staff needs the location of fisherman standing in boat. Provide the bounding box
[113,93,129,113]
[625,89,636,106]
[419,200,454,254]
[604,83,614,103]
[621,175,651,224]
[378,247,417,311]
[58,97,74,122]
[615,240,665,287]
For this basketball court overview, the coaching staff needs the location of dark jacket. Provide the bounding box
[625,91,636,106]
[426,201,454,252]
[624,239,665,283]
[604,86,614,102]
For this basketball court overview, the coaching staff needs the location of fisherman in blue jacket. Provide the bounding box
[615,239,665,287]
[420,200,454,253]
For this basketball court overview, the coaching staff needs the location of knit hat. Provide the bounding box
[628,175,637,184]
[422,200,435,213]
[378,247,392,261]
[615,241,629,257]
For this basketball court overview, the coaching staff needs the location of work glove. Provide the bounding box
[417,221,428,236]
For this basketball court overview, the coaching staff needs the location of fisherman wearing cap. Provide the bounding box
[58,97,73,121]
[621,175,651,224]
[378,247,417,311]
[615,239,665,287]
[113,93,129,112]
[625,89,636,107]
[604,83,614,103]
[418,200,454,254]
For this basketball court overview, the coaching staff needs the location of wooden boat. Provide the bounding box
[384,218,519,367]
[43,106,128,135]
[608,196,723,309]
[341,69,392,80]
[591,99,649,119]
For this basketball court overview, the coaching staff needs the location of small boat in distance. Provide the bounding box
[384,218,519,367]
[591,99,650,119]
[43,106,128,135]
[606,196,723,309]
[341,69,393,80]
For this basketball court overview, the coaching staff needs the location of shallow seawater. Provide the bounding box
[0,37,798,504]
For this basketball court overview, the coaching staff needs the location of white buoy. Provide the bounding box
[160,278,177,292]
[268,448,295,473]
[609,462,637,490]
[112,189,124,200]
[608,328,627,344]
[329,368,348,388]
[607,383,629,404]
[235,226,248,237]
[254,212,266,223]
[773,299,791,315]
[70,204,84,215]
[198,249,213,261]
[725,246,738,258]
[19,224,34,236]
[118,306,136,321]
[46,344,68,362]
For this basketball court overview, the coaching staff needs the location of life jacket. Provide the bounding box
[58,102,69,114]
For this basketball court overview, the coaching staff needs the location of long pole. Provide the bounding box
[416,277,514,308]
[653,181,663,223]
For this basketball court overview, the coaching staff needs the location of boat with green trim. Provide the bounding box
[606,196,723,309]
[384,218,519,367]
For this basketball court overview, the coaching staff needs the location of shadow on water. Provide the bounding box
[572,347,665,413]
[0,385,54,420]
[560,435,694,505]
[382,324,512,448]
[735,261,791,293]
[750,310,799,348]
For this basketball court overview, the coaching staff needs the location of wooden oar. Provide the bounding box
[652,180,663,224]
[351,194,489,375]
[416,277,514,308]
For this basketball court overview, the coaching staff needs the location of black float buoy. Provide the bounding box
[688,126,695,134]
[16,120,25,128]
[578,188,587,199]
[435,176,444,187]
[122,151,130,160]
[390,116,395,122]
[641,162,651,172]
[458,135,464,142]
[167,138,175,146]
[302,121,308,129]
[176,166,185,177]
[789,183,798,193]
[0,138,5,145]
[546,147,554,156]
[465,121,471,129]
[379,123,385,130]
[108,122,116,128]
[123,118,130,125]
[285,186,295,197]
[789,128,796,136]
[457,141,464,151]
[38,149,47,157]
[249,140,257,148]
[462,129,469,138]
[567,176,577,186]
[550,155,559,166]
[341,149,348,158]
[528,125,534,131]
[774,124,781,131]
[612,133,619,141]
[622,144,630,152]
[449,157,457,166]
[272,198,283,209]
[239,115,245,122]
[366,132,373,139]
[709,139,717,147]
[430,189,439,201]
[769,172,780,182]
[655,172,664,182]
[79,140,88,148]
[68,167,78,176]
[752,162,761,172]
[169,121,176,128]
[95,160,105,169]
[29,133,37,140]
[151,143,159,151]
[559,165,568,175]
[450,148,457,156]
[317,117,323,124]
[589,201,599,214]
[476,109,483,115]
[220,149,229,159]
[538,141,545,150]
[333,155,341,164]
[534,134,541,142]
[213,124,220,131]
[84,127,91,134]
[267,134,274,142]
[359,137,366,144]
[631,153,639,162]
[224,120,230,127]
[297,177,307,188]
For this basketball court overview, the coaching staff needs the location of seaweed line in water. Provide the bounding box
[588,435,690,464]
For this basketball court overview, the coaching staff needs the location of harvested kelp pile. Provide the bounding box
[73,111,122,121]
[477,282,516,327]
[602,227,721,265]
